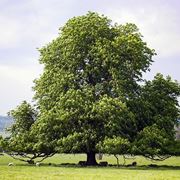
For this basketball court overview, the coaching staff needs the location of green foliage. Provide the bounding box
[97,136,130,166]
[34,12,155,107]
[97,136,130,155]
[128,74,180,142]
[2,101,36,153]
[57,132,85,153]
[167,140,180,156]
[8,101,36,134]
[1,101,54,163]
[142,74,180,132]
[133,124,172,159]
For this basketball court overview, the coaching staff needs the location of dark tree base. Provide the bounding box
[86,152,98,166]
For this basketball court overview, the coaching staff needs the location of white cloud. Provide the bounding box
[0,64,42,115]
[105,4,180,57]
[0,65,40,83]
[0,0,76,49]
[0,16,21,48]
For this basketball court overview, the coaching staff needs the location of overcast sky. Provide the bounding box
[0,0,180,115]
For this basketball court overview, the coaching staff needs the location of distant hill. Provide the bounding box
[0,116,13,135]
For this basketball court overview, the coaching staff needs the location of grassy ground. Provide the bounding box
[0,154,180,179]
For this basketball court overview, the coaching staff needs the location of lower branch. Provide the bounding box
[144,154,171,161]
[36,153,56,163]
[5,151,56,164]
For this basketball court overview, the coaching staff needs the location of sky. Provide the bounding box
[0,0,180,115]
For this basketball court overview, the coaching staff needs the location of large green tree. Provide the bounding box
[33,12,156,165]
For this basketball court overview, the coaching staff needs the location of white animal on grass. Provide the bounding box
[36,162,40,166]
[8,162,14,166]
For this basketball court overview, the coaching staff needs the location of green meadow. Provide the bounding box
[0,154,180,179]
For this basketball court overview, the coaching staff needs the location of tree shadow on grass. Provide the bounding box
[116,164,180,170]
[17,163,180,170]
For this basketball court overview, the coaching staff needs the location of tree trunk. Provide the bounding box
[114,155,119,167]
[27,159,34,164]
[86,152,98,166]
[123,155,126,165]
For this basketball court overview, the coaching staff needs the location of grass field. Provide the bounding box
[0,154,180,179]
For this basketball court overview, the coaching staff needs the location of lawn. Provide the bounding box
[0,154,180,179]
